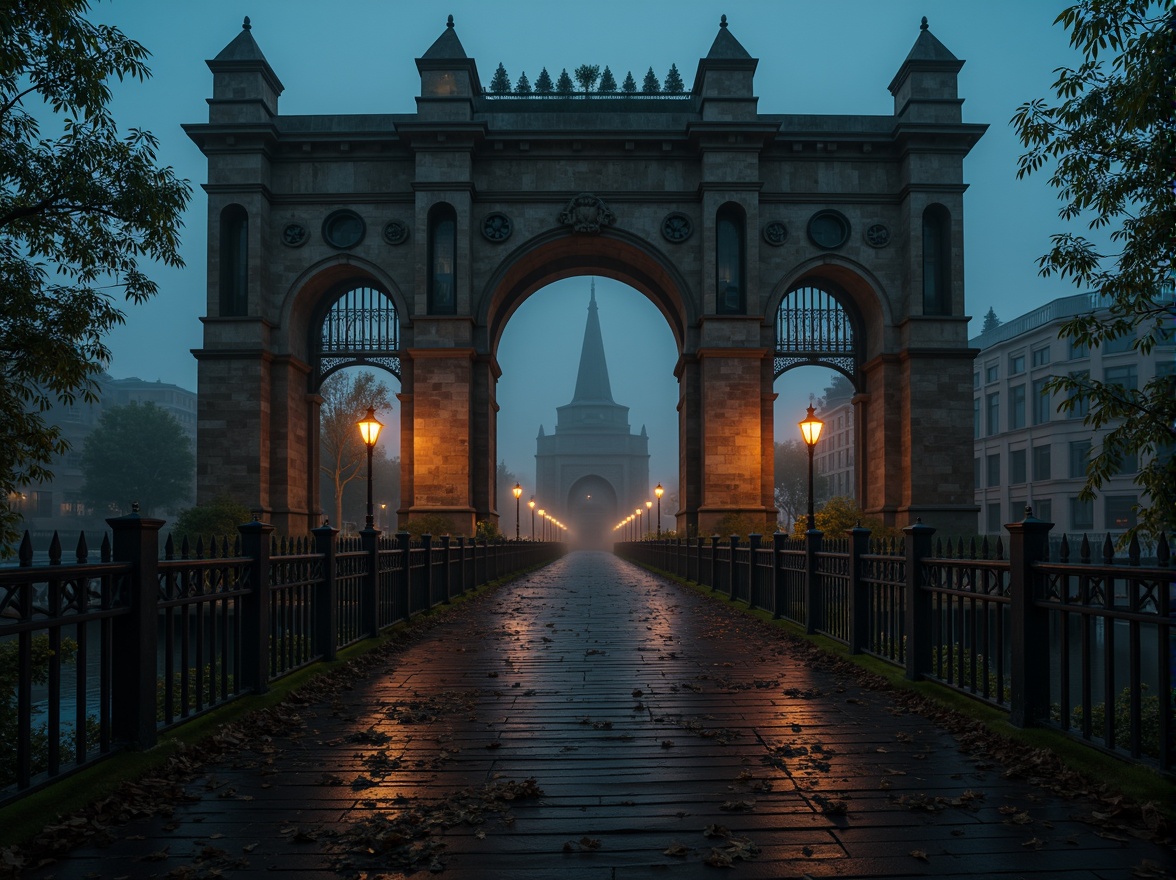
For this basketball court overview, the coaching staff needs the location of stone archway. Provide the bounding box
[188,14,983,537]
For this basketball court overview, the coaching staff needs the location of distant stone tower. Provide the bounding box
[535,282,650,544]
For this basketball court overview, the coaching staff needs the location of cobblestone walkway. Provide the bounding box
[23,552,1174,879]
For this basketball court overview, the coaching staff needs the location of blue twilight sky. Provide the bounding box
[85,0,1085,502]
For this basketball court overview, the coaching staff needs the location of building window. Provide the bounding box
[974,457,981,490]
[986,392,999,436]
[1010,384,1026,429]
[921,204,951,315]
[1009,354,1025,375]
[1035,498,1052,522]
[428,203,457,314]
[716,204,745,314]
[1104,364,1138,391]
[1104,496,1136,530]
[986,503,1002,534]
[1033,378,1051,425]
[973,372,979,390]
[1115,450,1138,476]
[986,453,1000,488]
[985,362,999,384]
[1068,370,1090,418]
[1069,496,1094,531]
[1032,345,1050,367]
[1069,338,1089,359]
[218,204,248,316]
[1033,444,1051,481]
[1010,449,1026,484]
[1068,439,1091,479]
[1104,332,1134,354]
[973,397,981,440]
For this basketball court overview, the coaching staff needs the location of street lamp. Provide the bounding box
[538,508,546,541]
[799,404,824,531]
[654,483,664,538]
[356,407,384,530]
[645,500,652,540]
[512,482,523,541]
[529,496,536,541]
[635,507,642,541]
[380,502,387,530]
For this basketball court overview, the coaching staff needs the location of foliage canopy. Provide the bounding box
[0,1,191,552]
[1011,0,1174,539]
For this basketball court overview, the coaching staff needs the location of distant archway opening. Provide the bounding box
[566,474,619,548]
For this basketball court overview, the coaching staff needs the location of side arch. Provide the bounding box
[276,255,412,365]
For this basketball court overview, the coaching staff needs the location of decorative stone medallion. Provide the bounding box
[864,223,890,248]
[661,212,692,243]
[481,212,512,242]
[382,220,409,245]
[762,221,788,247]
[282,222,308,248]
[559,193,616,234]
[322,210,365,250]
[807,210,850,250]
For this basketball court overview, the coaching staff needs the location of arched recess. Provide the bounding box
[218,204,248,316]
[922,203,952,316]
[478,228,693,358]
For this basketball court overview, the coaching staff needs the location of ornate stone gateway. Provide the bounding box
[187,15,984,536]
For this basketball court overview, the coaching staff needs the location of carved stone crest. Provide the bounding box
[559,193,616,234]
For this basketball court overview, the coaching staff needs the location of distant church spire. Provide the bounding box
[570,279,615,403]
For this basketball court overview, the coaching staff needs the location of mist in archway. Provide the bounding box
[496,277,678,544]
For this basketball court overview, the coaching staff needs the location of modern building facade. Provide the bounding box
[971,293,1173,539]
[535,283,650,546]
[814,398,855,504]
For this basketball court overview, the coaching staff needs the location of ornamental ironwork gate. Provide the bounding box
[774,285,859,384]
[312,285,401,385]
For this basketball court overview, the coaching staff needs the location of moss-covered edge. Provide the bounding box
[639,561,1175,818]
[0,563,551,848]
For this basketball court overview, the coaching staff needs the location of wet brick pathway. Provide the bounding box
[23,552,1174,879]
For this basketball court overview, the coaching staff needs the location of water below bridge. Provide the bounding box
[20,552,1173,878]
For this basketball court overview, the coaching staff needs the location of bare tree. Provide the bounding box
[319,371,393,530]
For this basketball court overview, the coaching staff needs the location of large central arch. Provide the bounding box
[187,15,985,537]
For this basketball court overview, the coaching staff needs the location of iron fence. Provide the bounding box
[0,514,563,806]
[618,514,1173,775]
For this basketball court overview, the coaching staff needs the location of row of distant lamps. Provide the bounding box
[612,482,665,541]
[511,484,566,541]
[358,404,824,538]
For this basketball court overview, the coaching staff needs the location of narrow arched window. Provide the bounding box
[715,204,745,315]
[922,204,951,315]
[428,204,457,314]
[219,204,248,316]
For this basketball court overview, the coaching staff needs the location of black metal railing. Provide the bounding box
[618,514,1173,775]
[0,515,563,806]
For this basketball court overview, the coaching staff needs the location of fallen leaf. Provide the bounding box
[910,849,929,862]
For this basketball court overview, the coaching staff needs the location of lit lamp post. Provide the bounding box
[645,501,652,540]
[357,407,384,530]
[538,509,546,541]
[529,497,536,541]
[799,404,824,531]
[380,502,387,530]
[512,482,523,541]
[654,483,664,538]
[635,507,642,541]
